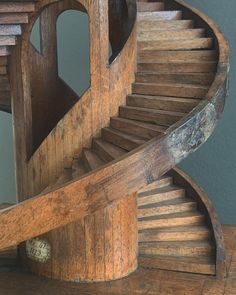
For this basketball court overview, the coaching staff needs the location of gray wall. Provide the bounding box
[0,1,235,224]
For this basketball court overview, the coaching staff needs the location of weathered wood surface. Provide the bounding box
[0,225,235,295]
[171,167,226,278]
[0,0,229,254]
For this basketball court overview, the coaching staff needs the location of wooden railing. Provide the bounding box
[0,0,229,252]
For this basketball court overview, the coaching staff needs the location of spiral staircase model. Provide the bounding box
[0,0,229,284]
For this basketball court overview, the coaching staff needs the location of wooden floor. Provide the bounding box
[0,225,235,295]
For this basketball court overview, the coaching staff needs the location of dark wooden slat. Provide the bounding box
[132,82,209,99]
[111,116,166,140]
[92,138,126,162]
[0,13,28,25]
[138,29,205,41]
[138,212,205,230]
[135,72,215,86]
[0,3,35,13]
[101,127,146,151]
[138,50,217,62]
[139,255,216,275]
[139,240,214,256]
[127,94,200,113]
[137,61,217,73]
[138,225,211,242]
[119,105,185,126]
[138,38,213,51]
[137,2,164,12]
[83,149,105,171]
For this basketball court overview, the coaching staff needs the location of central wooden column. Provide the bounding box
[21,193,137,282]
[10,0,138,283]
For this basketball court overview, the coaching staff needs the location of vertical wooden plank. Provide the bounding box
[104,205,114,280]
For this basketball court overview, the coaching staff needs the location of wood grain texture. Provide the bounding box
[0,225,235,295]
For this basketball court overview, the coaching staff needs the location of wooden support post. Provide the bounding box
[20,193,137,282]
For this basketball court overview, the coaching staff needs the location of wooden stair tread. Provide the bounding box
[137,19,194,31]
[139,225,211,234]
[0,24,21,35]
[120,105,185,126]
[138,184,185,198]
[101,127,146,151]
[138,11,182,21]
[132,82,209,99]
[92,138,127,162]
[137,2,164,12]
[110,116,166,140]
[0,13,29,25]
[138,176,173,194]
[71,157,88,178]
[138,29,205,41]
[138,38,213,51]
[138,199,197,218]
[83,148,105,171]
[0,2,35,13]
[135,72,214,86]
[138,196,195,208]
[138,211,204,222]
[127,94,200,113]
[139,254,216,275]
[138,49,217,62]
[137,61,217,73]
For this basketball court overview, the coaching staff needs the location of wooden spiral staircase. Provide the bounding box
[0,0,230,289]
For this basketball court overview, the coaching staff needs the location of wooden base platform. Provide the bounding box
[0,225,235,295]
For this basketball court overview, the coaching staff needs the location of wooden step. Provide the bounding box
[120,105,185,126]
[0,2,35,13]
[92,138,126,162]
[101,127,146,151]
[138,186,185,206]
[127,94,200,113]
[0,66,7,75]
[0,46,10,56]
[138,198,197,218]
[71,157,88,178]
[137,61,217,73]
[0,57,7,66]
[137,2,164,12]
[0,13,28,25]
[0,24,21,35]
[138,176,173,195]
[139,255,216,275]
[138,225,212,242]
[138,29,205,41]
[137,20,194,31]
[0,36,16,46]
[138,11,182,21]
[135,72,214,86]
[138,38,213,51]
[138,212,205,230]
[138,50,217,63]
[82,149,105,171]
[132,82,209,99]
[139,240,215,256]
[110,117,165,140]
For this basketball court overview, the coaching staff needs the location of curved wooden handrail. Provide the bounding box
[0,0,229,250]
[171,167,227,279]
